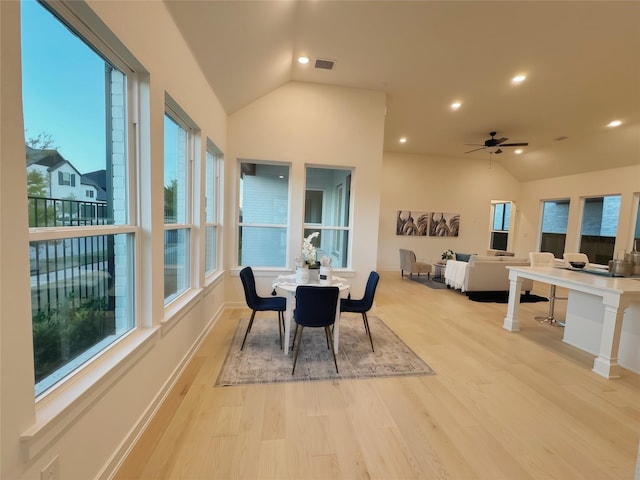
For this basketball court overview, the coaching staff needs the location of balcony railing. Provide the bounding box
[28,195,108,228]
[28,197,116,384]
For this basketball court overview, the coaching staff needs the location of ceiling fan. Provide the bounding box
[465,131,528,155]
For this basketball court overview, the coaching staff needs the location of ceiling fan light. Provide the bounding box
[515,149,523,154]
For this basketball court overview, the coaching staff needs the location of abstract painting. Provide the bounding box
[396,210,460,237]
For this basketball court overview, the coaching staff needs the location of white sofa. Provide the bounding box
[445,254,533,293]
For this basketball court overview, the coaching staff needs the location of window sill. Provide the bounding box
[21,327,160,460]
[229,267,356,278]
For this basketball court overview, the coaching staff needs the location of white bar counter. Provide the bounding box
[503,266,640,379]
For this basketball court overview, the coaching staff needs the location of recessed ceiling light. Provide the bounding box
[514,149,523,154]
[399,137,407,144]
[607,120,622,128]
[297,56,310,65]
[450,101,461,110]
[511,74,526,84]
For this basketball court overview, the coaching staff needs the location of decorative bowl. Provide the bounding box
[569,261,586,269]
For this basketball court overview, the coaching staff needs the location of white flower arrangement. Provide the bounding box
[301,232,320,267]
[441,249,455,261]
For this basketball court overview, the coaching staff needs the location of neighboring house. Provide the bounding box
[25,145,106,203]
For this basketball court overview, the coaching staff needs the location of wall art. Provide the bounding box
[396,210,460,237]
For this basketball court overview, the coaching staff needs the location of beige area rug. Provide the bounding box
[215,315,435,386]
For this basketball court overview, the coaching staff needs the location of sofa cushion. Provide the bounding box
[486,249,515,257]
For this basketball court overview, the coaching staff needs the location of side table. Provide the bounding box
[432,262,447,282]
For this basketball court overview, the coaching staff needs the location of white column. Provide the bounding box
[503,268,524,331]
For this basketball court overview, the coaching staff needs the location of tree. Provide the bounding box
[26,132,58,150]
[164,179,178,222]
[27,169,48,197]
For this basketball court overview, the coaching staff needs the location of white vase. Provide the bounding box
[295,266,309,284]
[308,268,319,283]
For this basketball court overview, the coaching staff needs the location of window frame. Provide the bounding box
[303,166,353,269]
[579,194,621,265]
[204,139,223,278]
[236,160,290,269]
[22,0,141,399]
[631,193,640,252]
[163,98,197,306]
[489,200,513,251]
[539,198,570,258]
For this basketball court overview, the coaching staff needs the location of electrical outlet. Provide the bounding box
[41,455,59,480]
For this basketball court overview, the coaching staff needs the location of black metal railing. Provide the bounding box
[28,196,116,384]
[28,196,109,228]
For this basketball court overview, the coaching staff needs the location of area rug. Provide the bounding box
[409,275,448,289]
[215,315,435,386]
[467,291,549,304]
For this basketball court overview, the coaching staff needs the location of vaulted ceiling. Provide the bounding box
[164,0,640,182]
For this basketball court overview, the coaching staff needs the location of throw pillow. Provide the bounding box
[455,253,472,262]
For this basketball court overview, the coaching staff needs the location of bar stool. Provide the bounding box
[529,252,566,326]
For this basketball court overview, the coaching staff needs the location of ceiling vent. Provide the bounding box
[314,58,335,70]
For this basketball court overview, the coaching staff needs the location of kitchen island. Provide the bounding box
[503,265,640,379]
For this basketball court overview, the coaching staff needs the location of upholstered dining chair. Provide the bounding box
[529,252,566,326]
[340,271,379,352]
[563,252,590,268]
[291,286,340,374]
[239,266,286,350]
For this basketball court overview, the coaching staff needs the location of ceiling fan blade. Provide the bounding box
[464,143,485,146]
[500,142,528,147]
[465,147,486,154]
[494,137,508,144]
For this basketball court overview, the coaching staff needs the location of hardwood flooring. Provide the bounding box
[114,272,640,479]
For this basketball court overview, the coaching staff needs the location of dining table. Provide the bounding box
[272,274,351,355]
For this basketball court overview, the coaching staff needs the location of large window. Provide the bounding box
[204,141,222,275]
[164,108,193,303]
[303,167,352,268]
[490,201,511,251]
[580,195,621,264]
[540,199,570,258]
[238,162,289,267]
[22,1,136,396]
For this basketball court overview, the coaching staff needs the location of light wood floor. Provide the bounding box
[114,271,640,479]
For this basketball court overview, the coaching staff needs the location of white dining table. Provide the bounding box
[272,274,350,355]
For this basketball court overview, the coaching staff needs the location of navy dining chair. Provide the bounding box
[339,271,379,352]
[292,286,340,374]
[239,266,286,350]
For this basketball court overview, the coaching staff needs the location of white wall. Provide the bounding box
[377,152,522,270]
[1,2,227,479]
[226,82,386,294]
[517,164,640,258]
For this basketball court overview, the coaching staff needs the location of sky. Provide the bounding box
[21,0,107,174]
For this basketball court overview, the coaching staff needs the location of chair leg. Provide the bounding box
[325,326,339,373]
[278,311,283,350]
[291,324,299,351]
[291,325,304,374]
[362,312,374,352]
[240,310,257,350]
